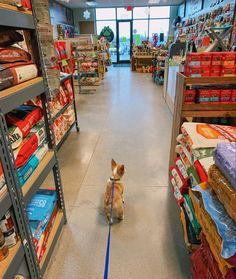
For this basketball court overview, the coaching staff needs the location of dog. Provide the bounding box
[104,159,125,224]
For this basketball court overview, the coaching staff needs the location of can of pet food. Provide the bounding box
[0,228,9,261]
[0,211,14,233]
[3,227,17,248]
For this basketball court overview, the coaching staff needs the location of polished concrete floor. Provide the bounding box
[45,67,190,279]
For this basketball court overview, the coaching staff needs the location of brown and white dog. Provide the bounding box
[104,159,125,224]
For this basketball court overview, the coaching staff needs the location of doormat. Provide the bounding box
[113,64,130,67]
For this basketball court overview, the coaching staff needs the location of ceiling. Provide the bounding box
[59,0,183,9]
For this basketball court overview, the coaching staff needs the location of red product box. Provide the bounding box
[186,53,201,67]
[189,67,202,77]
[201,53,212,66]
[220,89,231,102]
[210,66,221,77]
[184,89,196,103]
[184,66,190,77]
[222,53,235,67]
[210,89,220,102]
[211,52,223,66]
[221,66,236,77]
[231,89,236,103]
[199,89,211,103]
[201,67,210,77]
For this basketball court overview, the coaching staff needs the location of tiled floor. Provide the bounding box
[45,67,191,279]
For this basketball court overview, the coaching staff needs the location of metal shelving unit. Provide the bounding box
[0,2,67,278]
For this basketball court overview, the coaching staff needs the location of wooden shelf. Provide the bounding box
[169,72,236,166]
[183,103,236,111]
[40,211,64,273]
[0,4,34,29]
[0,77,44,114]
[0,241,24,279]
[22,151,56,205]
[0,3,32,14]
[179,73,236,85]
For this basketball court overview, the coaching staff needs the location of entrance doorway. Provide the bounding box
[117,20,132,63]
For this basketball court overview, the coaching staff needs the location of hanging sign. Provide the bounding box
[100,26,114,42]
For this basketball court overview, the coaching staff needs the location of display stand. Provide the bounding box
[169,72,236,167]
[0,2,66,278]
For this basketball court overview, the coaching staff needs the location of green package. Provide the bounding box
[183,194,201,237]
[187,166,201,187]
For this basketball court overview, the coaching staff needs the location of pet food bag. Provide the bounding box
[13,123,46,168]
[18,142,48,186]
[192,184,236,260]
[0,46,31,63]
[7,105,42,149]
[213,142,236,190]
[0,63,38,91]
[208,165,236,223]
[181,123,236,150]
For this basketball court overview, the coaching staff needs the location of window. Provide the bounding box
[149,6,170,18]
[96,21,117,63]
[149,19,169,43]
[96,8,116,20]
[133,20,148,45]
[117,8,132,19]
[133,7,149,19]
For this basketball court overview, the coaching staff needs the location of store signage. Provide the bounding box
[83,9,91,20]
[100,26,114,42]
[189,0,202,15]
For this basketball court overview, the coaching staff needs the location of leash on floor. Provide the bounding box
[103,179,115,279]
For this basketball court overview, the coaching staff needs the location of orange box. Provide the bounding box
[221,66,236,77]
[199,89,211,103]
[222,53,235,67]
[201,67,211,77]
[186,53,201,67]
[220,89,231,102]
[201,53,212,66]
[210,89,220,102]
[231,89,236,103]
[210,66,221,77]
[212,53,223,66]
[189,67,202,77]
[184,89,196,103]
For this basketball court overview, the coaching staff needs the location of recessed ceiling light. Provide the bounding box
[86,0,97,6]
[148,0,160,3]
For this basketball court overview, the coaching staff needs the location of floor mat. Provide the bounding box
[113,64,130,67]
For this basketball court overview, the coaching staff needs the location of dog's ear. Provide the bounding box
[111,159,117,170]
[118,165,125,176]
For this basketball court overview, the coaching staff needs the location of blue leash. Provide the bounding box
[103,180,115,279]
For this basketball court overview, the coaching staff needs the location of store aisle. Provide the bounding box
[45,67,190,279]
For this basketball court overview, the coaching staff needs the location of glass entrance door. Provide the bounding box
[117,20,132,63]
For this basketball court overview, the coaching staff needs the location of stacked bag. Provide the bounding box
[26,189,58,262]
[0,30,38,91]
[6,105,48,185]
[170,121,236,278]
[52,104,75,145]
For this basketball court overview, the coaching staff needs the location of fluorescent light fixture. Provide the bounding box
[86,0,97,6]
[148,0,161,3]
